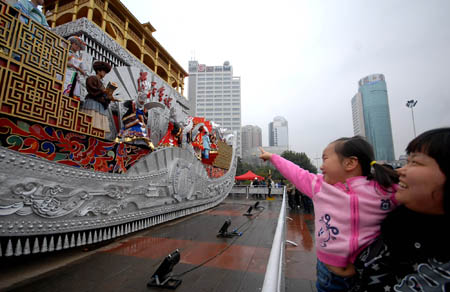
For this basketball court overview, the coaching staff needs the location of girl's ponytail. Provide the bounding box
[370,162,399,192]
[334,136,398,192]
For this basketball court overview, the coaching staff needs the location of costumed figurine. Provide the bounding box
[181,116,194,148]
[81,61,117,137]
[158,105,182,147]
[63,36,87,100]
[210,133,218,151]
[191,126,204,160]
[158,122,182,147]
[202,129,211,159]
[135,93,148,135]
[116,99,153,149]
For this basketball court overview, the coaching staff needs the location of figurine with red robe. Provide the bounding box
[158,122,182,147]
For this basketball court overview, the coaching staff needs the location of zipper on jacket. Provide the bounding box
[344,183,349,192]
[351,194,359,255]
[346,182,359,256]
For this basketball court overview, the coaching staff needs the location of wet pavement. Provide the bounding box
[0,195,316,292]
[285,207,317,291]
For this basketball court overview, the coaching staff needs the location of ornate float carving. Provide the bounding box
[0,2,236,257]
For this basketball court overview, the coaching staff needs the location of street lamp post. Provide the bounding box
[406,99,418,138]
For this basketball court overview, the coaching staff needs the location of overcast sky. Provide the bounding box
[122,0,450,163]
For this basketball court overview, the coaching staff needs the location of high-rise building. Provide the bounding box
[351,92,365,137]
[241,125,262,156]
[351,74,395,161]
[188,60,242,156]
[268,116,289,149]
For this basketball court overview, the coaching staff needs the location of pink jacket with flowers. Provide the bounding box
[271,154,397,267]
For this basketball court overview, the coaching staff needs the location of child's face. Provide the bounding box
[396,152,445,214]
[320,143,347,185]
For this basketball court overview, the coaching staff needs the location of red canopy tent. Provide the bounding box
[235,171,264,181]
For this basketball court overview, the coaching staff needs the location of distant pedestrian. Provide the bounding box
[251,177,260,199]
[294,189,301,208]
[286,182,295,209]
[267,175,273,198]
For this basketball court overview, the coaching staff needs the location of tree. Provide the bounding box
[236,157,255,176]
[254,164,276,179]
[279,150,317,174]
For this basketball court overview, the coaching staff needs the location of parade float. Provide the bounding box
[0,1,236,257]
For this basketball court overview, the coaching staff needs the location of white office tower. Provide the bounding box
[188,60,242,156]
[351,92,366,137]
[269,116,289,150]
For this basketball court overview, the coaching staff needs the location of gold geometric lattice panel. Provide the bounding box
[90,126,105,138]
[0,62,104,138]
[58,94,80,130]
[1,8,68,81]
[13,25,68,81]
[0,2,104,139]
[76,111,94,135]
[1,63,61,126]
[0,4,20,58]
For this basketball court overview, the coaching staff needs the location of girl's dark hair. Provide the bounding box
[405,127,450,215]
[333,136,398,191]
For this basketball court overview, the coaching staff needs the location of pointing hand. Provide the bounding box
[259,147,272,161]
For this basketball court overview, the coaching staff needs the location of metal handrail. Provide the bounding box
[261,186,287,292]
[229,185,284,197]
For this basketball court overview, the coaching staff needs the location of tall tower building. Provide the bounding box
[268,116,289,149]
[351,92,365,137]
[188,60,242,156]
[241,125,262,156]
[351,74,395,161]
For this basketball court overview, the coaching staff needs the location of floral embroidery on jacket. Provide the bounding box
[318,214,339,247]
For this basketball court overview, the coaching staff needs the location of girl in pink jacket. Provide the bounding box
[259,136,398,292]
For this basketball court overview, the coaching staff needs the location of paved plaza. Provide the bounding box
[1,195,316,292]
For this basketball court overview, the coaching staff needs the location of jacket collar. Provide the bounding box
[333,176,368,191]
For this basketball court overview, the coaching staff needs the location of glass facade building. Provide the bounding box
[353,74,395,161]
